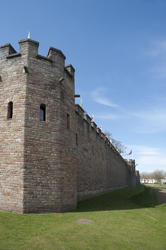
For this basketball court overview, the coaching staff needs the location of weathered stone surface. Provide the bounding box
[0,38,139,213]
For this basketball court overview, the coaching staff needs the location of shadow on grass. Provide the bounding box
[74,185,159,212]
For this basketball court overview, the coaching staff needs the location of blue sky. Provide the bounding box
[1,0,166,173]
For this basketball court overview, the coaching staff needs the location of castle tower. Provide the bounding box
[0,39,77,213]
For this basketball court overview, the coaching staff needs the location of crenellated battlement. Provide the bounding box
[75,104,133,168]
[75,103,112,143]
[0,43,17,59]
[0,39,74,79]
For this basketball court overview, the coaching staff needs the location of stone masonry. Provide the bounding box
[0,38,139,213]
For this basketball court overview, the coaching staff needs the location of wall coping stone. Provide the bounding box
[65,67,73,78]
[48,47,66,59]
[19,38,39,46]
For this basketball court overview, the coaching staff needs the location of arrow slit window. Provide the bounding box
[7,102,13,119]
[40,104,46,121]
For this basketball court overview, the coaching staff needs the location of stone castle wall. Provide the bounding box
[75,105,133,200]
[0,39,138,213]
[0,43,26,213]
[0,39,78,213]
[21,40,77,213]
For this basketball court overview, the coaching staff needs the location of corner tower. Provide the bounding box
[0,39,77,213]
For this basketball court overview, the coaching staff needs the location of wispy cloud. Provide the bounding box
[132,108,166,133]
[151,64,166,79]
[147,39,166,78]
[95,113,121,120]
[147,40,166,57]
[127,145,166,173]
[91,87,118,108]
[91,87,166,134]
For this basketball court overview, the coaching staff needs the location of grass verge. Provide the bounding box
[0,185,166,250]
[145,184,166,189]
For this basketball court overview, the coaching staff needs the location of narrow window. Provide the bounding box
[76,133,78,145]
[67,113,70,129]
[60,90,64,102]
[40,104,46,121]
[7,102,13,119]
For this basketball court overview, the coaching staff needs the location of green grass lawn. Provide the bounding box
[0,185,166,250]
[145,183,166,189]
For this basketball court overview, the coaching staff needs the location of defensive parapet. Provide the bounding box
[75,104,133,165]
[0,39,75,79]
